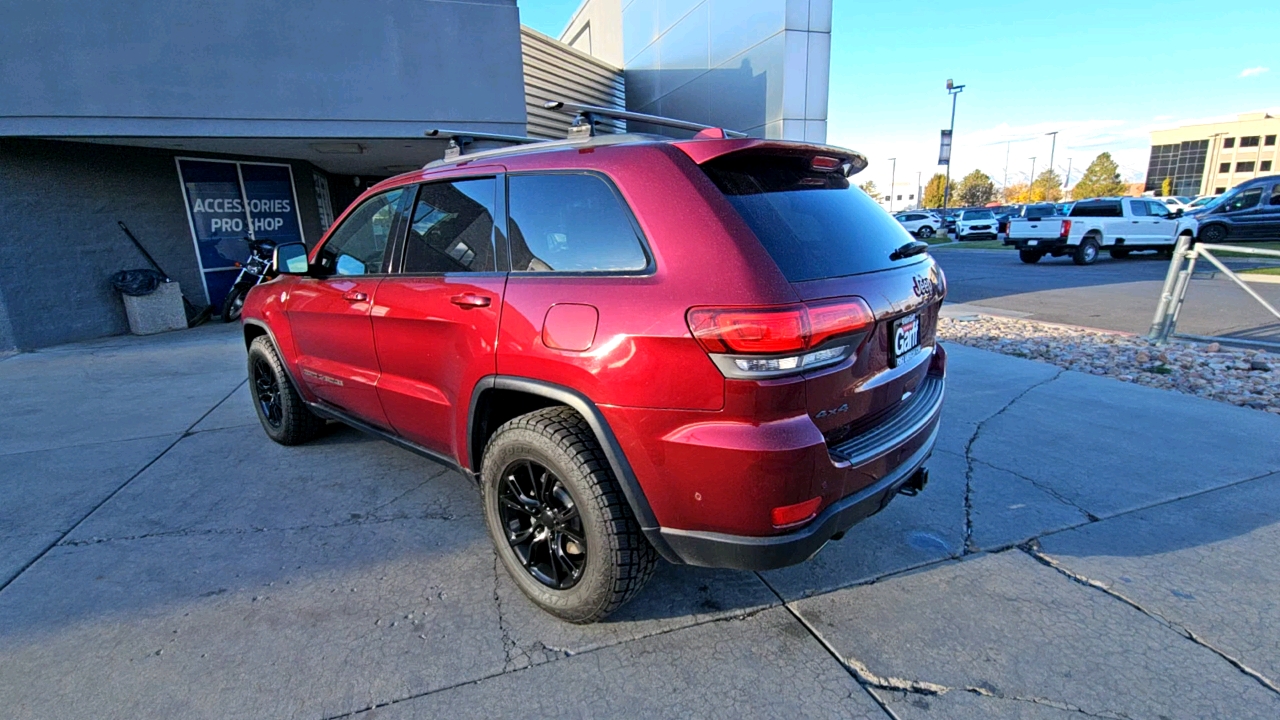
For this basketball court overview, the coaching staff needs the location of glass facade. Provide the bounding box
[1144,139,1208,197]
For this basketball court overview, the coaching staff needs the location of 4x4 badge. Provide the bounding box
[815,403,849,419]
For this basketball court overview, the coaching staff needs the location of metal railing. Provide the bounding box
[1148,235,1280,344]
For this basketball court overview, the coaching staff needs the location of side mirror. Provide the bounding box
[272,242,310,274]
[1173,209,1184,218]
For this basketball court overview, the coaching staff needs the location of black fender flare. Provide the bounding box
[468,376,682,563]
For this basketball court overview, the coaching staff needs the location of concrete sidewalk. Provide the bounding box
[2,325,1280,719]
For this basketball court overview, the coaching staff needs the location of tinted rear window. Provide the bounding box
[701,155,922,282]
[1070,201,1123,217]
[1024,204,1056,217]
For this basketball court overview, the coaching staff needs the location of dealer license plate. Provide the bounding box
[891,313,921,367]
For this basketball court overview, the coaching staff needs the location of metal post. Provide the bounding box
[888,157,897,212]
[917,171,922,209]
[1046,131,1058,186]
[1028,157,1037,200]
[1165,249,1200,339]
[942,81,964,210]
[1064,158,1073,193]
[1147,233,1193,342]
[1196,249,1280,320]
[1003,140,1011,188]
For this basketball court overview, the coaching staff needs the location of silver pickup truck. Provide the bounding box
[1006,197,1198,265]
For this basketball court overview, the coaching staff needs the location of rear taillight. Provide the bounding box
[687,297,875,378]
[1060,219,1072,238]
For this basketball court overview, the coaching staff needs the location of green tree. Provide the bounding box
[1030,170,1064,202]
[955,169,995,206]
[1072,153,1128,199]
[858,180,882,201]
[1161,177,1173,197]
[922,173,949,208]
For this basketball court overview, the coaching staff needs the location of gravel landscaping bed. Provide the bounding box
[939,315,1280,414]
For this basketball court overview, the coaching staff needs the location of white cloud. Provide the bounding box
[1240,66,1269,78]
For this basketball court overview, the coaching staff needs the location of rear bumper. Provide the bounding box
[660,422,938,570]
[1009,237,1068,250]
[657,374,944,571]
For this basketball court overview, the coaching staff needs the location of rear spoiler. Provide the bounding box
[672,138,869,177]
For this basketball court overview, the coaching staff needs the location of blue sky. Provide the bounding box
[519,1,1279,190]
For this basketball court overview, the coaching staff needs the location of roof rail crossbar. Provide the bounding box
[542,101,747,139]
[424,128,541,163]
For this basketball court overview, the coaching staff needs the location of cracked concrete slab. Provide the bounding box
[793,550,1280,719]
[965,453,1091,552]
[0,324,244,455]
[971,370,1280,519]
[0,533,60,588]
[0,518,505,720]
[64,424,479,544]
[934,343,1062,456]
[367,607,885,720]
[761,449,966,601]
[1037,471,1280,687]
[189,380,254,433]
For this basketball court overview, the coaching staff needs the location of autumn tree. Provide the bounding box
[955,169,996,206]
[1072,153,1128,199]
[1002,182,1030,203]
[1161,177,1173,197]
[858,180,882,201]
[922,173,949,208]
[1030,170,1064,202]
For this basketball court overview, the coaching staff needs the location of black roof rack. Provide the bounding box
[542,101,748,139]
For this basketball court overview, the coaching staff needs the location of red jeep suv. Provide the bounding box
[241,129,946,623]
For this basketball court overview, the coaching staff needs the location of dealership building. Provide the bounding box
[1145,112,1279,198]
[1,0,833,351]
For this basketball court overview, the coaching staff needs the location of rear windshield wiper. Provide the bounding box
[890,240,929,261]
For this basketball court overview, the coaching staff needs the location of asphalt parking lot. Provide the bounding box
[934,247,1280,345]
[3,324,1280,719]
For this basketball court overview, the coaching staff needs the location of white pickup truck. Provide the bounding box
[1007,197,1199,265]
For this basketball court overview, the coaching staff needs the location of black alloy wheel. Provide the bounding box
[252,356,283,428]
[497,459,587,590]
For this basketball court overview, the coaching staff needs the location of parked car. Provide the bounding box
[1007,197,1198,265]
[241,129,947,622]
[1186,195,1220,211]
[954,209,999,240]
[1003,203,1068,245]
[1190,176,1280,243]
[1155,196,1193,213]
[894,211,941,238]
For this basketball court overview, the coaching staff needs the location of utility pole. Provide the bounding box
[941,79,965,210]
[1046,131,1058,184]
[1028,157,1037,201]
[888,157,897,212]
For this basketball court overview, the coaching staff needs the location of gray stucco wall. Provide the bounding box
[0,0,527,138]
[0,139,326,350]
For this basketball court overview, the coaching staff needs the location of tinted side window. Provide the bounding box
[507,174,648,273]
[316,188,408,275]
[1147,201,1170,217]
[1130,200,1149,216]
[402,178,496,273]
[1271,185,1280,206]
[1069,202,1123,217]
[1224,188,1263,212]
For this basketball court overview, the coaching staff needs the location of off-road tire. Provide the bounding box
[482,406,658,623]
[1109,248,1131,259]
[1018,249,1043,264]
[1073,237,1100,265]
[247,336,326,445]
[917,225,935,238]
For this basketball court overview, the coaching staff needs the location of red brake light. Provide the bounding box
[811,155,842,171]
[687,298,874,355]
[772,496,822,528]
[1060,219,1072,238]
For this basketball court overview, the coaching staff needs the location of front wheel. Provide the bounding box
[247,336,326,445]
[221,283,251,322]
[1199,224,1227,244]
[482,407,657,623]
[1019,249,1043,264]
[917,225,935,239]
[1073,238,1100,265]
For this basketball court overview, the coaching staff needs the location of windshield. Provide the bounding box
[702,154,925,282]
[964,210,994,220]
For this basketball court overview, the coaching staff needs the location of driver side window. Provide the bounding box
[315,188,409,276]
[1224,188,1262,213]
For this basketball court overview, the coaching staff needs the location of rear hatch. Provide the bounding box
[693,146,943,448]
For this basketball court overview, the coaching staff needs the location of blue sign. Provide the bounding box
[177,159,305,305]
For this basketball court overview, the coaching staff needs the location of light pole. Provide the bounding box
[1045,131,1058,184]
[1205,132,1226,196]
[1003,139,1012,188]
[917,171,922,209]
[1064,157,1073,194]
[888,157,897,212]
[1028,157,1037,201]
[942,79,965,210]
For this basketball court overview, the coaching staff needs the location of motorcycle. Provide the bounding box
[220,237,277,322]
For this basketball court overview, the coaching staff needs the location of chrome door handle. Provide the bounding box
[450,294,492,308]
[342,291,368,302]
